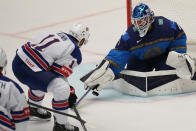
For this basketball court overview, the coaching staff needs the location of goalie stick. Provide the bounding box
[28,101,86,124]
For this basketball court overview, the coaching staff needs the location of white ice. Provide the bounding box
[1,0,196,131]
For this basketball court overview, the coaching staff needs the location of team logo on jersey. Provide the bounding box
[158,19,163,25]
[25,58,35,68]
[144,47,163,59]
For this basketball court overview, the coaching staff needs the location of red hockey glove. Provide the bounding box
[68,86,78,108]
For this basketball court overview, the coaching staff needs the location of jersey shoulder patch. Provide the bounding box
[158,18,164,25]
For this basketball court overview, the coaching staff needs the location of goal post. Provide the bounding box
[126,0,132,28]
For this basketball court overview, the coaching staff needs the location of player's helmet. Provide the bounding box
[132,3,154,37]
[0,48,7,75]
[69,23,90,47]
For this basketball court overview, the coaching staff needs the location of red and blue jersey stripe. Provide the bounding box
[22,42,50,71]
[50,63,72,77]
[11,107,30,123]
[0,111,15,130]
[28,89,45,102]
[52,99,69,110]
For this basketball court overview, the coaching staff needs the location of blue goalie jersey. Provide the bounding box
[105,16,187,74]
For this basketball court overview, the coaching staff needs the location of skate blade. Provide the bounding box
[29,116,51,121]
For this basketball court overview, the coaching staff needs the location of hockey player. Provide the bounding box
[82,3,196,93]
[0,48,30,131]
[12,23,90,131]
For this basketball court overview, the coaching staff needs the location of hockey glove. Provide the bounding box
[80,60,115,91]
[68,86,78,108]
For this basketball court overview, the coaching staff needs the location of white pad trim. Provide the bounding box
[120,70,176,77]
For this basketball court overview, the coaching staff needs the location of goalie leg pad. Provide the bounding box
[166,51,196,79]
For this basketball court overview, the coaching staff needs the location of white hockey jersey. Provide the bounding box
[0,75,29,131]
[17,32,82,77]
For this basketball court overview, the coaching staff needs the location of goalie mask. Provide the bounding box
[0,48,7,75]
[132,3,154,37]
[69,23,90,47]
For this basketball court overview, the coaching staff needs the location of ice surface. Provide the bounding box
[1,0,196,131]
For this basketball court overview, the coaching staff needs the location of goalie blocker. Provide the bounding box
[80,60,115,91]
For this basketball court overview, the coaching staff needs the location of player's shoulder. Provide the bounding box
[56,33,82,59]
[127,25,138,36]
[154,16,179,30]
[66,34,82,62]
[50,32,79,52]
[55,32,69,41]
[121,25,138,42]
[55,32,77,47]
[35,31,78,47]
[0,75,24,94]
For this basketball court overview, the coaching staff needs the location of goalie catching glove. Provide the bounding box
[81,60,115,91]
[166,51,196,79]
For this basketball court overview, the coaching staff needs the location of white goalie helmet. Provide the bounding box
[0,48,7,75]
[69,23,90,47]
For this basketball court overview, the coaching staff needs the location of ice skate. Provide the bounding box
[53,117,79,131]
[29,106,52,121]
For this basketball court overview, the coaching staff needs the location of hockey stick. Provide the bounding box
[75,88,91,107]
[28,101,86,123]
[76,85,99,107]
[72,105,88,131]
